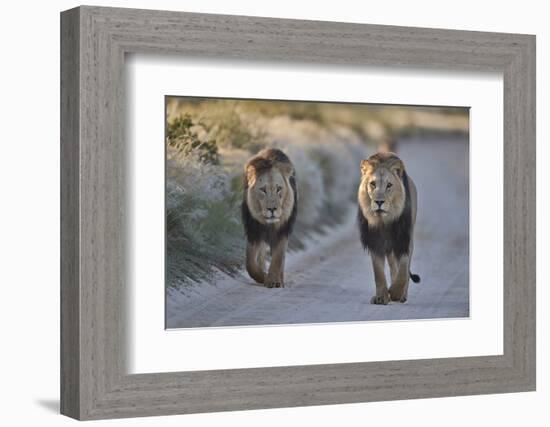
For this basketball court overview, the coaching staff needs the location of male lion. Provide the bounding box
[357,152,420,304]
[241,148,297,288]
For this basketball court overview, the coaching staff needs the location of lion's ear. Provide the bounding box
[277,162,294,179]
[360,159,371,176]
[390,159,405,178]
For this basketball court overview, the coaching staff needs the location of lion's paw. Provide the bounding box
[265,276,284,288]
[389,287,407,303]
[370,293,390,305]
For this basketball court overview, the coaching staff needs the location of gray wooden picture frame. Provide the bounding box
[60,5,536,420]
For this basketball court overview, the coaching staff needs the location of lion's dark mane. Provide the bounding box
[242,149,298,246]
[357,171,412,258]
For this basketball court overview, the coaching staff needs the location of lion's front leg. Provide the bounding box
[389,254,410,303]
[388,252,399,285]
[370,254,390,304]
[265,238,287,288]
[245,242,266,284]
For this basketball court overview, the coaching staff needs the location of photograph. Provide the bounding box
[165,96,470,328]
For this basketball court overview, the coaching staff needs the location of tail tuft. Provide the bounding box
[409,273,421,283]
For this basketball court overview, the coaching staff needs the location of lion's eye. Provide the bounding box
[276,186,282,193]
[387,182,393,189]
[260,187,267,194]
[370,181,376,189]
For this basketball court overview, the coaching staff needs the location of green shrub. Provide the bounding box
[167,114,219,164]
[166,178,245,288]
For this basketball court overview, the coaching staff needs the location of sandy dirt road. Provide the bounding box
[167,137,469,328]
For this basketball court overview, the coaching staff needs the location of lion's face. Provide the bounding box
[246,167,294,226]
[358,153,406,226]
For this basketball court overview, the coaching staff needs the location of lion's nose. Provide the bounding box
[267,207,277,215]
[375,200,384,208]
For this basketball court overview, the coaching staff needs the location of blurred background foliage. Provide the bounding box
[165,97,468,290]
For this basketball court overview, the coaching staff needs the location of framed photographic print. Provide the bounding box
[60,5,536,420]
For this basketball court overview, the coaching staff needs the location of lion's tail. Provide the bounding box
[409,272,421,283]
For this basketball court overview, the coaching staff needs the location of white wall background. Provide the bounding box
[0,0,546,425]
